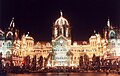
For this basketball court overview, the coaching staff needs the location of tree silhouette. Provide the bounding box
[24,55,30,70]
[92,54,96,67]
[83,54,89,70]
[79,56,83,68]
[38,56,43,69]
[100,57,104,66]
[31,55,36,70]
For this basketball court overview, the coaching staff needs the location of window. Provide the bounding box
[112,41,115,47]
[7,42,11,48]
[118,43,120,46]
[46,42,50,47]
[74,57,76,60]
[109,30,115,39]
[6,51,11,58]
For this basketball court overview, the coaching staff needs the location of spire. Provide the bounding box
[12,17,15,27]
[60,10,63,17]
[94,30,96,34]
[9,17,15,29]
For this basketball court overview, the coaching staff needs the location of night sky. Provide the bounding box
[0,0,120,42]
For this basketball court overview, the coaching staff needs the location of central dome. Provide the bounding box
[54,11,69,26]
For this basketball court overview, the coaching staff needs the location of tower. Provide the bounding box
[6,17,15,41]
[104,18,120,57]
[51,11,71,66]
[5,17,16,58]
[52,11,71,39]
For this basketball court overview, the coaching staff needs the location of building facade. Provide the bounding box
[0,18,17,66]
[34,11,107,67]
[104,19,120,58]
[1,12,118,68]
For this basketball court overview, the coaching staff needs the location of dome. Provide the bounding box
[54,11,69,26]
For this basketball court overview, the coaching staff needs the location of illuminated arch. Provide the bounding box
[109,30,115,39]
[55,16,69,26]
[6,41,12,47]
[5,49,12,58]
[6,31,13,38]
[6,41,12,44]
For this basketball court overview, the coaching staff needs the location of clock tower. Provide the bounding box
[52,11,71,66]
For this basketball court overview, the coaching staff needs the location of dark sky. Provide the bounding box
[0,0,120,42]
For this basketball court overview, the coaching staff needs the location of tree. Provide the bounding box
[83,54,89,70]
[24,55,30,70]
[96,56,100,70]
[38,56,43,69]
[31,55,36,70]
[92,54,96,67]
[79,56,83,68]
[100,57,104,66]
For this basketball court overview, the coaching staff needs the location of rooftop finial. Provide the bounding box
[107,17,110,28]
[12,17,14,20]
[94,30,96,34]
[60,10,63,17]
[12,17,15,27]
[26,32,29,37]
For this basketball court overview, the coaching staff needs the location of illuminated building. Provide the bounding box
[12,32,34,66]
[20,32,34,57]
[0,18,35,66]
[34,42,52,67]
[0,12,112,67]
[0,18,16,58]
[34,11,107,67]
[0,29,5,57]
[0,18,17,66]
[89,33,106,57]
[104,18,120,58]
[70,33,107,66]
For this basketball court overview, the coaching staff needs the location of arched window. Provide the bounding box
[109,30,116,39]
[6,31,13,39]
[112,41,115,47]
[7,42,11,48]
[6,51,11,58]
[74,57,76,60]
[46,42,50,47]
